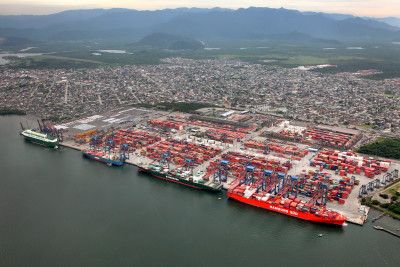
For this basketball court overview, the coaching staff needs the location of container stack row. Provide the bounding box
[265,126,361,150]
[147,119,185,130]
[311,149,391,178]
[205,129,246,143]
[303,127,359,150]
[244,140,309,159]
[113,129,161,151]
[144,139,221,166]
[206,151,292,181]
[297,170,355,205]
[187,119,256,133]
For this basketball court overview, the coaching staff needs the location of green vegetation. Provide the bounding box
[49,50,164,65]
[358,137,400,160]
[363,195,400,220]
[138,33,204,50]
[365,180,400,219]
[387,181,400,196]
[8,55,101,69]
[388,203,400,215]
[361,123,381,130]
[384,89,395,97]
[135,102,217,113]
[372,199,380,205]
[379,193,389,199]
[0,108,26,115]
[380,203,390,209]
[4,40,400,79]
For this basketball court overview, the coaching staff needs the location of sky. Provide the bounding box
[0,0,399,17]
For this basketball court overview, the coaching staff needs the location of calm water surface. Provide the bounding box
[0,116,399,266]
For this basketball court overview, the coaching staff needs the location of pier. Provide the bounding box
[373,226,400,238]
[51,108,400,226]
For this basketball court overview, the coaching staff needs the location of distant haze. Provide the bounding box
[0,0,400,17]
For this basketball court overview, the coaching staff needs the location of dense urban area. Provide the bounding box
[2,54,400,225]
[1,58,400,136]
[3,6,400,266]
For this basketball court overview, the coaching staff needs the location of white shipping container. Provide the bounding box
[380,162,390,168]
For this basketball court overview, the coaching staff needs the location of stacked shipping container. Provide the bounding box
[311,149,391,178]
[205,151,292,181]
[205,129,246,143]
[187,120,256,133]
[298,170,355,205]
[144,140,221,166]
[266,126,360,150]
[244,140,308,159]
[147,119,185,130]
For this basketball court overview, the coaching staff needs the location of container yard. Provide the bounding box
[265,120,362,149]
[53,107,400,226]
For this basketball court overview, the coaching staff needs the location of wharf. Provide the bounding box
[60,140,89,151]
[373,226,400,238]
[54,109,400,227]
[61,138,371,224]
[61,140,223,191]
[61,140,148,169]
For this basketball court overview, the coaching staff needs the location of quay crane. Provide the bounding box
[119,143,130,161]
[258,170,274,192]
[183,158,195,176]
[307,182,328,206]
[213,160,230,183]
[160,151,171,169]
[274,175,297,198]
[240,164,255,186]
[282,175,300,198]
[359,169,399,197]
[104,139,115,154]
[89,135,102,149]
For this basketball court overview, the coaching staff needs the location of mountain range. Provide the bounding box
[0,7,399,45]
[137,32,205,50]
[304,11,400,28]
[376,17,400,28]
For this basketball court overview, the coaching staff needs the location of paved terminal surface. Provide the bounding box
[57,108,400,226]
[62,131,398,225]
[286,152,369,225]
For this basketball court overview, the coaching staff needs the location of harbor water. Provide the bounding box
[0,116,399,266]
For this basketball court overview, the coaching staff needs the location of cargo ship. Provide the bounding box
[83,150,125,167]
[227,182,346,226]
[21,129,59,148]
[138,163,222,192]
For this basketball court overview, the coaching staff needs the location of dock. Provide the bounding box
[373,226,400,238]
[52,108,400,226]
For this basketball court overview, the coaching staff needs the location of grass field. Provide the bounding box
[386,180,400,196]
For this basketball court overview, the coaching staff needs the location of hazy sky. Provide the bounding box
[0,0,399,17]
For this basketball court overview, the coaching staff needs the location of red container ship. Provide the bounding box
[227,180,346,226]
